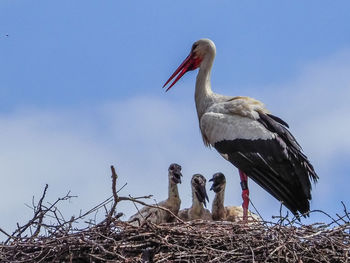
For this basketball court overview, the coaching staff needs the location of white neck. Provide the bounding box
[162,175,181,218]
[195,53,216,120]
[191,189,204,215]
[212,188,225,220]
[168,178,180,204]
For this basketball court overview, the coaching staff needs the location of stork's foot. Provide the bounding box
[239,170,250,223]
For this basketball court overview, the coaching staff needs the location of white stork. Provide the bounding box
[178,174,212,221]
[209,172,259,222]
[128,163,182,226]
[163,39,318,220]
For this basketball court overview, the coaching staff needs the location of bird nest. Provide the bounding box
[0,166,349,262]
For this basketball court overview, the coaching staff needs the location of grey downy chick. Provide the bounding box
[128,163,182,226]
[210,172,259,222]
[178,174,212,221]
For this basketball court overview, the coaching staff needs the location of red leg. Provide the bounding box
[239,170,249,222]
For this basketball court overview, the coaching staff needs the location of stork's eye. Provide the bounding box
[191,43,198,51]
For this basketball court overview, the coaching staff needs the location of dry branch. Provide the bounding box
[0,165,349,263]
[1,219,348,262]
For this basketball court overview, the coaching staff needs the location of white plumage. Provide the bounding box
[178,174,212,221]
[163,39,318,219]
[201,112,275,143]
[128,163,182,226]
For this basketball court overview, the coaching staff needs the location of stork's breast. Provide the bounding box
[200,112,275,145]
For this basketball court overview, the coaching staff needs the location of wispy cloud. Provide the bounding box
[270,49,350,161]
[256,48,350,220]
[1,49,350,239]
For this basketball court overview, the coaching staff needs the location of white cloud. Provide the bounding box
[1,49,350,239]
[248,49,350,221]
[261,49,350,162]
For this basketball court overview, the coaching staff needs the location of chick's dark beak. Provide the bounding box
[195,183,209,207]
[172,171,182,184]
[169,163,182,184]
[209,180,222,193]
[209,178,213,189]
[209,173,225,193]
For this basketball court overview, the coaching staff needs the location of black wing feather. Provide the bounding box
[214,112,318,217]
[267,113,289,128]
[258,112,318,185]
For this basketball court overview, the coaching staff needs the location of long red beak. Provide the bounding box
[163,53,195,92]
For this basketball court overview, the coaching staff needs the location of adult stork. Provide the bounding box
[163,39,318,220]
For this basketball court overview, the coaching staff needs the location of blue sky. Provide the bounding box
[1,1,350,238]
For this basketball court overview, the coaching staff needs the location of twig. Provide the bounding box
[106,165,119,225]
[1,165,349,263]
[125,194,189,226]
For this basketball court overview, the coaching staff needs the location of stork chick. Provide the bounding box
[210,172,259,222]
[128,163,182,226]
[178,174,212,221]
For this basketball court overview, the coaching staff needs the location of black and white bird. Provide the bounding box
[178,174,212,221]
[128,163,182,226]
[210,172,259,222]
[163,39,318,220]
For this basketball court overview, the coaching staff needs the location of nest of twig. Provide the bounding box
[0,166,349,262]
[1,218,349,262]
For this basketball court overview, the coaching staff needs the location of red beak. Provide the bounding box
[163,52,202,92]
